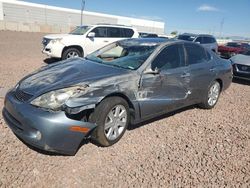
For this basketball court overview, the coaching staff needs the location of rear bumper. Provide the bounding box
[3,91,97,155]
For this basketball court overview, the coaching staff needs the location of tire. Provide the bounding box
[62,48,82,60]
[199,80,221,109]
[90,97,130,147]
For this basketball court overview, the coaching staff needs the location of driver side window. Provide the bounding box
[151,44,184,71]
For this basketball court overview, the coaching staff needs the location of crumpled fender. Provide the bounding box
[64,96,103,114]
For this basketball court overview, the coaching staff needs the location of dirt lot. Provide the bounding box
[0,31,249,187]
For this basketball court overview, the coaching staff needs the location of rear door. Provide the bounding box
[184,43,217,102]
[139,43,191,119]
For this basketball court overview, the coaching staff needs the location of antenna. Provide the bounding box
[80,0,85,26]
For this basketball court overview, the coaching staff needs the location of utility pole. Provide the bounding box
[80,0,85,26]
[219,18,224,38]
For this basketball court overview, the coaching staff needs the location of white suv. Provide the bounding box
[42,24,139,59]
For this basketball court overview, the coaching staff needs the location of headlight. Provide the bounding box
[31,86,88,110]
[50,38,62,44]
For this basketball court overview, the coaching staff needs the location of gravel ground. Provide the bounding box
[0,31,249,188]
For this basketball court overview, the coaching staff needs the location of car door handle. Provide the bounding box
[210,67,216,72]
[181,73,190,78]
[103,40,109,43]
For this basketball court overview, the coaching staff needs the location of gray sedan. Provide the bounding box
[3,38,232,155]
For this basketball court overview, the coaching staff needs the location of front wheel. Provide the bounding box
[90,97,130,147]
[62,48,82,60]
[199,81,221,109]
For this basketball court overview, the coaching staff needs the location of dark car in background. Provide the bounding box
[230,50,250,80]
[218,42,249,59]
[139,32,159,38]
[3,38,232,155]
[177,33,218,53]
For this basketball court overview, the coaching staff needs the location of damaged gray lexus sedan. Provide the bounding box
[3,38,232,155]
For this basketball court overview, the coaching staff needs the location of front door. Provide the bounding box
[84,27,109,55]
[138,43,191,119]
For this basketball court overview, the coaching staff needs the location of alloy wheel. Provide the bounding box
[104,105,127,141]
[208,82,220,106]
[66,51,79,59]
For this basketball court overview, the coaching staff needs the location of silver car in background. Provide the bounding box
[230,50,250,80]
[177,33,218,53]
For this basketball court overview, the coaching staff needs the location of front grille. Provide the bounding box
[14,88,33,102]
[42,38,51,47]
[236,64,250,72]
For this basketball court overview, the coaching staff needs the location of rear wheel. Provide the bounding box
[90,97,130,146]
[199,81,221,109]
[62,48,82,60]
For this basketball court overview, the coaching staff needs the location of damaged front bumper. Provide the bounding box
[2,91,97,155]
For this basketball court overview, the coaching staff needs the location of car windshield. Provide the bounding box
[177,35,196,41]
[86,40,159,70]
[69,26,91,35]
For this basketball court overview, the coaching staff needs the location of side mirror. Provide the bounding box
[195,41,201,44]
[144,67,160,75]
[87,32,95,38]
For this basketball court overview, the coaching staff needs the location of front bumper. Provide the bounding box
[2,91,97,155]
[233,64,250,81]
[42,42,64,58]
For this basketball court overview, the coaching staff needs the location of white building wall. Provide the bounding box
[0,2,3,20]
[0,0,165,34]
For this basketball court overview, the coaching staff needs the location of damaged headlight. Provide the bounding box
[31,86,88,110]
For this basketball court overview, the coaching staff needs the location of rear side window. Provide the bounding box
[203,37,216,44]
[107,27,121,38]
[91,27,107,37]
[122,28,134,37]
[151,44,184,71]
[106,28,134,38]
[185,43,208,65]
[195,37,203,43]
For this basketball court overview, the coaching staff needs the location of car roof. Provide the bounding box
[118,38,175,46]
[77,24,134,29]
[180,33,215,38]
[117,38,200,49]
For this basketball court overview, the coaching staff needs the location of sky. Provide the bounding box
[24,0,250,38]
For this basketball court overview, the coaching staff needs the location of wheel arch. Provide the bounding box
[215,78,223,91]
[99,92,136,122]
[101,92,135,111]
[62,45,84,57]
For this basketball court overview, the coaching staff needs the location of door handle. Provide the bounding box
[103,40,109,43]
[209,67,216,72]
[181,73,190,78]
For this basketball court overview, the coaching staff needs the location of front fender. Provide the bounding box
[64,96,103,114]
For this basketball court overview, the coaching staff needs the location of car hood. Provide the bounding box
[230,54,250,66]
[44,34,71,39]
[19,58,129,95]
